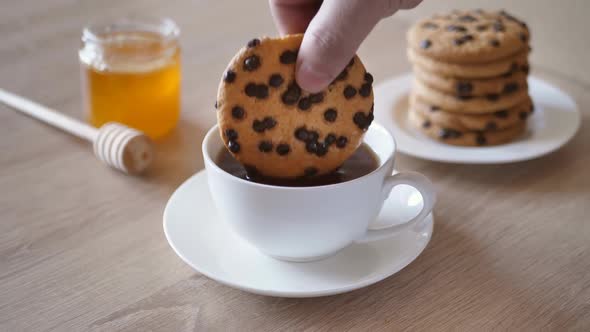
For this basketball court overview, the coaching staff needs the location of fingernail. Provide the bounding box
[296,62,333,93]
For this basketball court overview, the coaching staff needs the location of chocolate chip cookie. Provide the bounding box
[413,65,528,97]
[407,9,530,64]
[410,93,533,131]
[216,34,374,178]
[409,107,526,146]
[413,78,528,113]
[408,48,529,79]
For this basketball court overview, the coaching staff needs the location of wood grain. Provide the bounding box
[1,0,589,331]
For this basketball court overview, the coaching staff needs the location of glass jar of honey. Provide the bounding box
[79,17,181,139]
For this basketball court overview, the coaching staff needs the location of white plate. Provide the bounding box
[163,170,433,298]
[373,73,581,164]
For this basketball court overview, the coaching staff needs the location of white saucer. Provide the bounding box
[374,73,581,164]
[163,170,433,298]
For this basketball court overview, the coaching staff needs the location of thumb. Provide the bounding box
[295,0,382,93]
[296,0,422,93]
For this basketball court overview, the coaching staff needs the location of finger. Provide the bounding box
[295,0,383,92]
[296,0,422,92]
[269,0,322,35]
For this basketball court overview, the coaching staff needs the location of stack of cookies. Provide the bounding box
[406,9,533,146]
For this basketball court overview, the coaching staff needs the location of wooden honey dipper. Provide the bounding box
[0,89,153,175]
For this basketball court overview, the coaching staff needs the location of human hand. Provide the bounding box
[269,0,422,92]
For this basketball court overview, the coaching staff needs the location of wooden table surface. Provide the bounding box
[1,0,589,331]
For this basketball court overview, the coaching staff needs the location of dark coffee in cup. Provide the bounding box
[216,143,380,187]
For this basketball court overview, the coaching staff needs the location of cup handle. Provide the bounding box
[354,171,436,244]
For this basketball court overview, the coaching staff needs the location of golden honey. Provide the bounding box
[80,18,181,139]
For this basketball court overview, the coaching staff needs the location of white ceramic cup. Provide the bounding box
[203,122,436,262]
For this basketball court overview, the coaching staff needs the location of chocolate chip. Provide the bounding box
[503,82,519,94]
[250,116,276,133]
[486,94,500,101]
[245,83,257,97]
[268,74,284,87]
[280,50,297,64]
[353,112,372,130]
[231,106,245,119]
[455,35,474,45]
[422,22,439,29]
[304,167,318,177]
[255,84,269,99]
[439,128,462,139]
[281,82,301,105]
[422,120,431,128]
[324,108,337,122]
[493,22,505,32]
[454,38,465,46]
[520,32,528,42]
[485,121,498,130]
[348,58,355,67]
[228,140,240,153]
[263,117,276,129]
[343,85,357,99]
[420,39,432,49]
[276,144,291,156]
[315,144,328,157]
[521,64,530,74]
[519,111,529,120]
[306,141,318,153]
[310,93,324,104]
[324,134,336,145]
[223,70,236,83]
[225,129,238,141]
[336,136,348,148]
[247,38,260,48]
[243,55,261,71]
[511,62,519,72]
[430,105,440,112]
[476,24,488,31]
[295,127,309,141]
[298,97,312,111]
[359,83,372,97]
[214,101,218,109]
[308,131,319,142]
[530,103,535,113]
[252,120,266,133]
[335,69,348,81]
[490,39,501,47]
[494,110,509,118]
[456,82,473,95]
[364,72,374,84]
[368,111,375,126]
[446,25,467,33]
[476,133,487,146]
[458,15,477,22]
[457,95,473,101]
[258,140,273,153]
[501,70,513,78]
